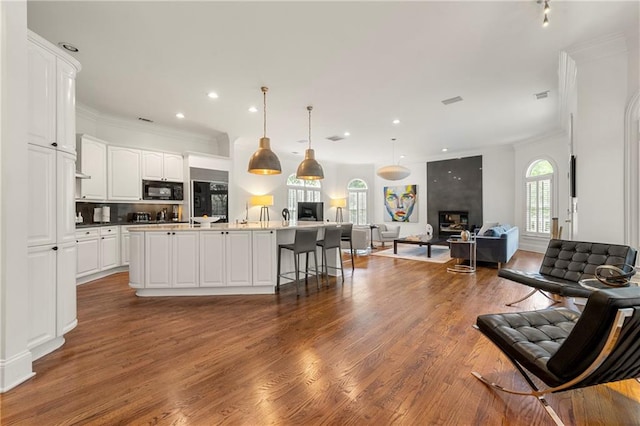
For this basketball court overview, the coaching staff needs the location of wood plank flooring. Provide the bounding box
[2,250,639,425]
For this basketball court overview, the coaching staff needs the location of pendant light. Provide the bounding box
[248,86,282,175]
[376,138,411,181]
[296,106,324,180]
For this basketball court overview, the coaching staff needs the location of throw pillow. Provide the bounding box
[478,222,499,236]
[484,226,506,237]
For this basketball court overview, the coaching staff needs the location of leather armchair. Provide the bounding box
[372,224,400,246]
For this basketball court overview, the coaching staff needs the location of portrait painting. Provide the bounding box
[383,185,418,222]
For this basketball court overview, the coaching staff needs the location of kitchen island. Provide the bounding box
[128,221,338,296]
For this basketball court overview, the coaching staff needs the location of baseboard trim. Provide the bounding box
[77,266,128,285]
[0,350,35,393]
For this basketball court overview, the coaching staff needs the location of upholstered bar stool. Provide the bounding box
[339,223,355,271]
[277,227,320,295]
[316,226,345,286]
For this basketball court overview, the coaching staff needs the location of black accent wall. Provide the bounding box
[427,156,483,237]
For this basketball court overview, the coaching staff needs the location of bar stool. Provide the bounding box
[276,227,320,295]
[316,226,345,286]
[339,223,355,271]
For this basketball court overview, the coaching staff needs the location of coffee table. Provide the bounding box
[393,235,444,257]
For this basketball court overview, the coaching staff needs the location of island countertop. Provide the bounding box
[127,220,338,232]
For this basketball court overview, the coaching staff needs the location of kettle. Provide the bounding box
[157,208,167,222]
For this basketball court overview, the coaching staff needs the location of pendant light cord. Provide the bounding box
[307,106,313,149]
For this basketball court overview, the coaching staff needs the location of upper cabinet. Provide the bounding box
[108,146,142,200]
[77,134,107,200]
[142,151,183,182]
[27,31,80,154]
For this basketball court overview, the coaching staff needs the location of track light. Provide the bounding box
[543,14,549,27]
[544,1,550,14]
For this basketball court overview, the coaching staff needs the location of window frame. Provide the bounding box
[347,178,368,225]
[287,174,322,219]
[524,158,557,237]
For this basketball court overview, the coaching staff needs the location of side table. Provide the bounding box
[447,237,476,273]
[369,224,379,249]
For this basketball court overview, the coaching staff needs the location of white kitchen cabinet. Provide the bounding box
[57,242,78,335]
[121,230,131,266]
[226,231,252,287]
[76,228,100,278]
[142,151,183,182]
[252,230,276,287]
[27,32,79,154]
[77,134,107,200]
[200,231,226,287]
[108,146,142,200]
[27,245,57,350]
[144,231,198,288]
[28,144,57,247]
[128,231,144,288]
[100,226,119,271]
[57,151,77,244]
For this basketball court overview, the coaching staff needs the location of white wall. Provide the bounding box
[571,36,629,244]
[0,0,34,392]
[76,105,224,156]
[514,132,570,252]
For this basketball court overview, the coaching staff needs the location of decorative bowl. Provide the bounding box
[192,216,221,228]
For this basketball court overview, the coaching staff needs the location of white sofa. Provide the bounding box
[372,224,400,246]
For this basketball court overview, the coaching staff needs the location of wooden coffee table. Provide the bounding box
[393,235,445,257]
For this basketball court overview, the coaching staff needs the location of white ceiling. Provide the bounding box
[27,1,638,165]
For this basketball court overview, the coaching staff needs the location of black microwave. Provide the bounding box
[143,180,183,200]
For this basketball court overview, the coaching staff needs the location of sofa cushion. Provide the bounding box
[478,222,499,236]
[484,225,507,237]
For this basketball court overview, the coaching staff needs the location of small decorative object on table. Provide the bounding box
[595,264,636,287]
[192,216,221,228]
[460,230,471,241]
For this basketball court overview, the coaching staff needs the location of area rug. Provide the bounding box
[371,245,453,264]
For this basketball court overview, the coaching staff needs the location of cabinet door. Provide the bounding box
[141,151,164,181]
[57,151,77,244]
[145,232,172,288]
[172,232,199,287]
[77,237,100,277]
[100,235,119,270]
[27,42,56,148]
[200,232,225,287]
[226,231,252,287]
[78,136,107,200]
[55,58,77,154]
[252,230,276,287]
[163,153,184,182]
[121,232,130,266]
[108,146,142,200]
[27,245,57,349]
[57,242,77,335]
[128,232,145,288]
[28,144,56,246]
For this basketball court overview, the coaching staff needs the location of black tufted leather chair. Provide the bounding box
[499,239,637,305]
[473,287,640,425]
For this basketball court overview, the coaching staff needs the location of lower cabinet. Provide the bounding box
[76,226,120,278]
[200,231,252,287]
[144,231,199,288]
[27,241,77,359]
[252,230,276,287]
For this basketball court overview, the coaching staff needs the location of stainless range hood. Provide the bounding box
[75,171,91,179]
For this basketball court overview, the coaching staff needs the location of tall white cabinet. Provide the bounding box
[27,30,81,360]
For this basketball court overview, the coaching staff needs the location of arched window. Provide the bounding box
[287,174,321,218]
[525,159,554,235]
[347,178,368,225]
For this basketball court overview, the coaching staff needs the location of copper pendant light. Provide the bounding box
[248,86,282,175]
[296,106,324,180]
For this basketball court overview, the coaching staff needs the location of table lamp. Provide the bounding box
[250,195,274,222]
[330,198,347,223]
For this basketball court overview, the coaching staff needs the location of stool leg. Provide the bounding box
[322,246,329,287]
[338,247,345,284]
[276,246,282,292]
[350,239,354,271]
[305,252,310,285]
[313,251,320,290]
[294,253,300,296]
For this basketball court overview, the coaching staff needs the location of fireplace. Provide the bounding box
[439,211,469,235]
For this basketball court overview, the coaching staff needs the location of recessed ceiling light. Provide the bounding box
[248,106,258,113]
[207,92,219,99]
[58,42,78,52]
[442,148,448,152]
[175,113,185,119]
[392,119,401,125]
[344,132,350,137]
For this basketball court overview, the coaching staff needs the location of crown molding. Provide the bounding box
[27,29,81,72]
[557,51,577,133]
[566,33,628,65]
[76,102,220,144]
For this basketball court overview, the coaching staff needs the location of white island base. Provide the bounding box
[128,221,338,296]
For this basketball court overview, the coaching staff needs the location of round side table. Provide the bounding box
[447,237,476,274]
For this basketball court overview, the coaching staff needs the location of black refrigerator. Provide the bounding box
[192,180,228,222]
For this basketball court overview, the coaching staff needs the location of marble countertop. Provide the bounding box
[127,221,340,232]
[76,221,189,229]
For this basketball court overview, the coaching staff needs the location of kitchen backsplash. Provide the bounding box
[76,202,183,225]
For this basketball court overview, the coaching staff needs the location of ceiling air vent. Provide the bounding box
[138,117,154,123]
[326,135,345,142]
[441,96,463,105]
[535,90,550,100]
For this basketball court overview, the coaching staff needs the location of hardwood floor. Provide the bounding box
[2,250,639,425]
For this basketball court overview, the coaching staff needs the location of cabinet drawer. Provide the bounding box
[100,226,119,236]
[75,228,99,240]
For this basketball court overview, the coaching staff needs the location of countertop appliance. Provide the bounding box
[143,180,183,201]
[131,212,152,223]
[192,180,228,223]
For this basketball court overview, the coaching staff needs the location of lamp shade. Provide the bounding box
[250,195,274,207]
[376,164,411,181]
[330,198,347,208]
